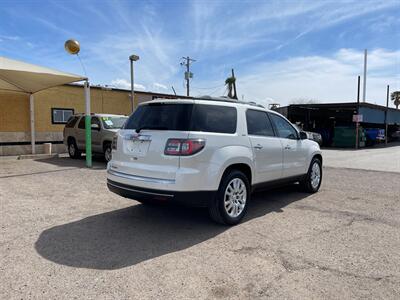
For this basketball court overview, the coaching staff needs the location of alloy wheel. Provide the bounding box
[224,178,247,218]
[105,147,112,162]
[69,143,75,156]
[310,162,321,189]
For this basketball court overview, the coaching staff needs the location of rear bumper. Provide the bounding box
[107,179,215,207]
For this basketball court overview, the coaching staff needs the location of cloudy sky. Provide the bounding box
[0,0,399,106]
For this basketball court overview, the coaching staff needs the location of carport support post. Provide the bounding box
[84,80,92,168]
[29,93,36,154]
[385,85,389,146]
[355,76,360,149]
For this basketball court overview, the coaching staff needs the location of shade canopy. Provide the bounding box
[0,56,86,94]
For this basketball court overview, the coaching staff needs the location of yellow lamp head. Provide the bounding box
[64,39,80,55]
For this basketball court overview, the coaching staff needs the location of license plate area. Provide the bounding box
[123,134,151,157]
[128,140,150,156]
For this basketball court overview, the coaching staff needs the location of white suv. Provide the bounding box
[107,98,322,225]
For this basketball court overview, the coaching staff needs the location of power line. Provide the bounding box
[206,85,227,96]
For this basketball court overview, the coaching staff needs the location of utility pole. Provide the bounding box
[362,49,367,102]
[181,56,195,96]
[355,75,361,149]
[385,85,389,146]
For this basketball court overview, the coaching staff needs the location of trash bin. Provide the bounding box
[43,143,52,154]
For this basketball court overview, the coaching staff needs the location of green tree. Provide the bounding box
[391,91,400,109]
[225,69,238,100]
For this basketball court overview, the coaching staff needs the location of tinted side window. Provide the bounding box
[78,117,86,129]
[91,117,101,129]
[246,110,275,137]
[269,113,298,139]
[191,105,237,134]
[65,116,79,128]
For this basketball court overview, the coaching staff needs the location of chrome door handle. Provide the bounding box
[254,144,263,150]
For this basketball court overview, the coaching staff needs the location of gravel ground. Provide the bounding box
[323,143,400,173]
[0,156,399,299]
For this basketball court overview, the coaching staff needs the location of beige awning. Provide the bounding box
[0,56,87,156]
[0,56,86,94]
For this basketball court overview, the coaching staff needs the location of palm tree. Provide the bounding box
[391,91,400,109]
[225,69,238,100]
[225,76,236,99]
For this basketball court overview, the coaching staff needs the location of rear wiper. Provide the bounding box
[136,126,169,133]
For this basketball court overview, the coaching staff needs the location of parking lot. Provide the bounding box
[1,147,399,299]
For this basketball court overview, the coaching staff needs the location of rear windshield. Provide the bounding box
[101,116,128,129]
[124,103,193,131]
[124,103,237,133]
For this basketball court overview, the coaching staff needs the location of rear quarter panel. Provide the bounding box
[180,128,254,191]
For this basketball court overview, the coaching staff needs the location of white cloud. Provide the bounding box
[190,0,399,58]
[110,79,172,93]
[153,82,168,90]
[134,83,146,91]
[110,78,146,91]
[85,27,179,89]
[235,48,400,107]
[0,35,20,41]
[6,0,394,101]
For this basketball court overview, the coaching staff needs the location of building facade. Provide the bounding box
[0,84,185,155]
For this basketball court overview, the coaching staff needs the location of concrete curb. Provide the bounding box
[17,153,59,160]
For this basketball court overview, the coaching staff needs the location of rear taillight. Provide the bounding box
[112,135,118,150]
[164,139,205,156]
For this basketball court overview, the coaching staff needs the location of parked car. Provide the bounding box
[391,130,400,141]
[293,124,323,146]
[107,98,322,225]
[388,124,400,142]
[63,113,128,162]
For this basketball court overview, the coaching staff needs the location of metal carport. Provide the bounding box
[0,56,92,166]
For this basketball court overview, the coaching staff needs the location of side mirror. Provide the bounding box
[91,123,100,131]
[299,131,308,140]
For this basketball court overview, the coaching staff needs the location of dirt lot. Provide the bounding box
[1,154,399,299]
[322,142,400,173]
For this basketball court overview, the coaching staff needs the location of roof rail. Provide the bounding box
[197,95,234,101]
[194,95,266,108]
[248,101,265,108]
[150,95,268,109]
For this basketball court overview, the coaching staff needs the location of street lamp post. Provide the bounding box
[129,54,140,112]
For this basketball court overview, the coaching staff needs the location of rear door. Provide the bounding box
[90,117,102,152]
[113,102,193,180]
[268,113,308,178]
[246,109,283,183]
[63,116,79,143]
[76,116,86,149]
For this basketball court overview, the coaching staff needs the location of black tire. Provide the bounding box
[300,157,322,193]
[209,170,250,225]
[67,138,81,159]
[103,143,112,162]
